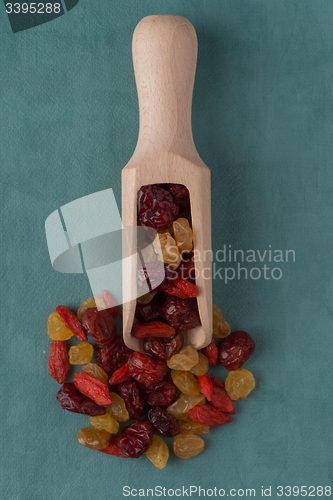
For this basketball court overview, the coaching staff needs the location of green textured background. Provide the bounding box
[1,1,333,499]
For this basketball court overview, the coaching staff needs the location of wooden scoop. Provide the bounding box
[122,15,212,351]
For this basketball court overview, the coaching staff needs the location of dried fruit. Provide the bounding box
[89,413,119,434]
[102,290,119,317]
[218,330,255,370]
[131,321,175,339]
[189,353,209,376]
[82,363,109,385]
[81,308,117,346]
[213,304,231,338]
[138,184,179,231]
[167,393,205,420]
[135,294,164,322]
[47,313,74,341]
[148,406,180,437]
[203,338,218,368]
[188,404,233,426]
[116,420,154,458]
[197,373,214,401]
[145,435,169,469]
[68,343,94,365]
[56,383,106,416]
[98,436,128,457]
[173,434,205,459]
[73,372,112,406]
[143,332,184,360]
[116,381,145,420]
[168,276,199,298]
[78,428,110,450]
[77,297,105,320]
[178,416,209,435]
[167,345,199,371]
[173,218,193,253]
[170,370,200,395]
[96,337,131,375]
[128,352,168,386]
[55,305,88,341]
[225,369,255,400]
[137,262,173,293]
[48,340,70,384]
[139,374,178,408]
[153,233,182,269]
[209,378,236,414]
[162,297,200,331]
[166,184,189,202]
[108,362,130,385]
[176,253,196,280]
[106,392,130,422]
[137,291,157,305]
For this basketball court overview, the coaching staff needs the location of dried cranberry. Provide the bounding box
[96,337,131,374]
[128,352,168,385]
[81,307,117,346]
[176,253,196,280]
[143,332,184,360]
[137,262,173,293]
[116,381,145,420]
[138,185,179,231]
[218,330,255,370]
[148,406,180,437]
[56,383,106,416]
[139,374,178,407]
[162,296,200,331]
[165,184,189,202]
[135,294,164,322]
[116,420,154,458]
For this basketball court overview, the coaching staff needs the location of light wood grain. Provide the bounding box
[122,15,212,351]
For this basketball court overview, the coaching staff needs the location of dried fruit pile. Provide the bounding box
[47,183,256,468]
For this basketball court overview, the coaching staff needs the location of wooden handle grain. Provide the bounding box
[132,15,198,158]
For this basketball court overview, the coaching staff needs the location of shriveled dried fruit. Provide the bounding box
[128,352,168,386]
[138,184,179,231]
[178,416,210,435]
[106,392,130,422]
[145,435,169,469]
[68,343,94,365]
[96,337,131,375]
[102,290,119,317]
[203,338,219,368]
[173,434,205,459]
[77,297,105,320]
[171,370,200,395]
[81,308,117,346]
[153,233,182,269]
[108,362,130,385]
[98,436,128,457]
[148,406,180,437]
[168,276,199,298]
[131,321,175,339]
[47,313,74,341]
[209,378,236,414]
[89,414,119,434]
[189,353,209,376]
[57,383,106,416]
[213,304,231,338]
[143,332,184,360]
[139,374,178,408]
[116,420,154,458]
[78,427,110,450]
[74,372,112,406]
[167,346,199,371]
[82,363,108,385]
[55,305,87,341]
[188,404,233,426]
[176,253,196,280]
[137,291,157,305]
[218,330,255,370]
[172,218,193,253]
[225,369,255,400]
[162,297,200,331]
[197,373,214,401]
[135,294,164,322]
[167,393,205,420]
[116,381,145,420]
[166,184,189,202]
[137,262,173,293]
[48,340,70,384]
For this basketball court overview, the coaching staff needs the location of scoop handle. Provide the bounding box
[132,15,198,158]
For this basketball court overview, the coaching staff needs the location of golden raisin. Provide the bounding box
[47,313,74,341]
[153,233,181,269]
[145,435,169,469]
[137,291,158,305]
[106,392,130,422]
[212,304,231,338]
[77,297,105,320]
[178,416,210,435]
[82,363,108,384]
[173,434,205,459]
[225,369,255,400]
[77,428,111,450]
[68,343,94,365]
[89,414,119,434]
[189,353,209,376]
[167,393,205,420]
[171,370,200,395]
[167,346,199,371]
[173,218,193,253]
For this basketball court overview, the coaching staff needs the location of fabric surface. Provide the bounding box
[1,1,332,499]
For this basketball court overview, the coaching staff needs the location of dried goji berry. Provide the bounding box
[102,290,119,318]
[131,321,175,339]
[171,276,199,298]
[164,283,188,298]
[98,436,128,457]
[96,337,131,375]
[57,383,106,416]
[116,381,145,420]
[81,307,117,346]
[203,338,218,368]
[197,373,213,401]
[209,377,236,414]
[55,305,87,341]
[188,404,233,426]
[116,420,154,458]
[74,372,112,406]
[108,362,130,385]
[218,330,255,370]
[128,352,168,386]
[48,340,70,384]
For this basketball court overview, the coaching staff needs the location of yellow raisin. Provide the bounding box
[213,304,231,338]
[68,343,94,365]
[106,392,130,422]
[78,428,111,450]
[137,291,157,305]
[167,393,205,420]
[173,218,193,253]
[47,312,74,341]
[145,435,169,469]
[189,353,209,376]
[173,434,205,459]
[89,414,119,434]
[171,370,200,395]
[153,233,181,269]
[77,297,106,320]
[178,416,210,435]
[167,346,199,371]
[225,369,255,400]
[82,363,108,384]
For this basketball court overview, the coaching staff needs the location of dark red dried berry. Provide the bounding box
[81,308,117,346]
[56,383,106,416]
[176,253,196,281]
[165,184,189,202]
[116,381,145,420]
[162,296,200,331]
[137,262,173,293]
[148,406,180,437]
[139,374,178,408]
[218,330,255,371]
[135,295,164,322]
[128,352,168,385]
[116,420,154,458]
[143,332,184,360]
[138,185,179,231]
[96,337,131,374]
